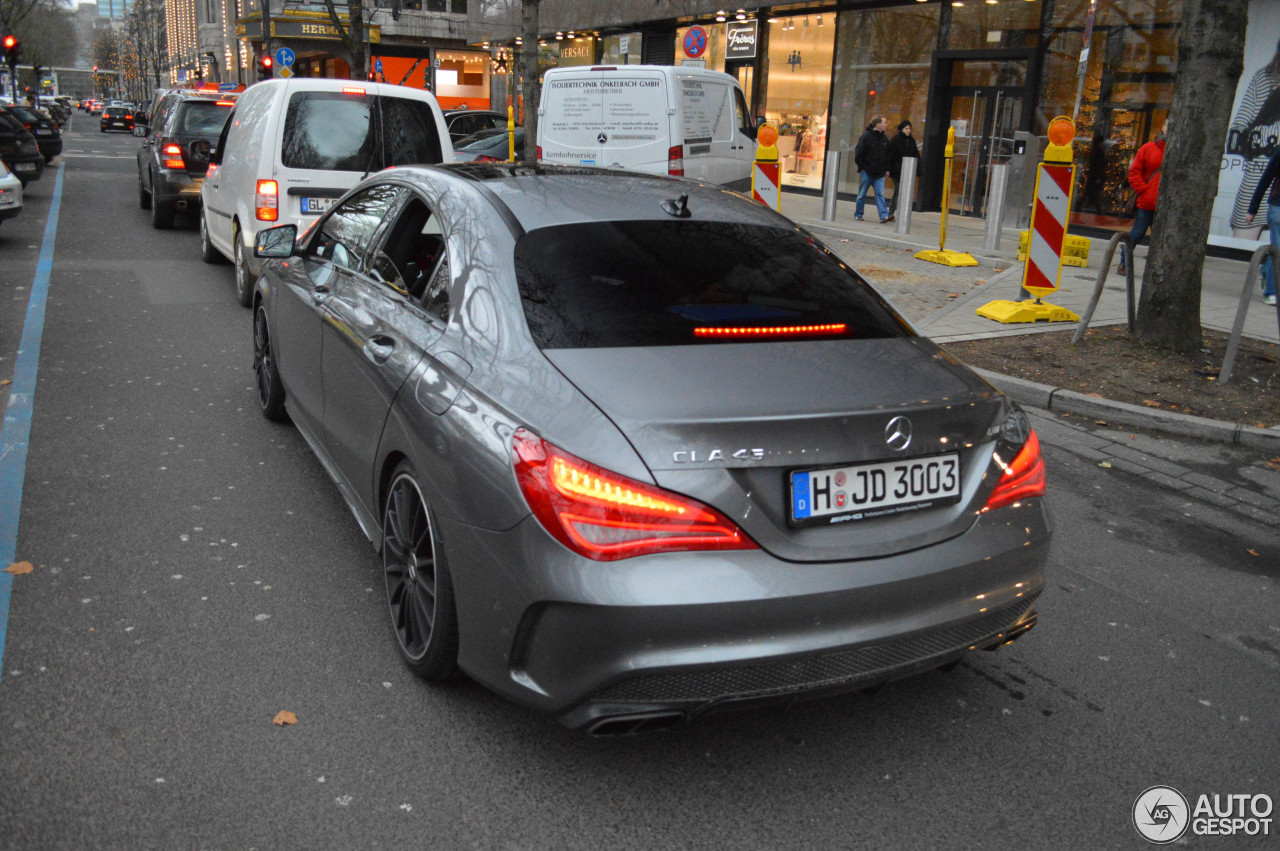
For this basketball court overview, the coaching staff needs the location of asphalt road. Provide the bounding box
[0,119,1277,849]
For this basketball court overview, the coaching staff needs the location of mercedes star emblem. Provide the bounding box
[885,416,912,451]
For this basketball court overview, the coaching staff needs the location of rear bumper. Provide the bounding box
[152,171,206,208]
[440,498,1051,731]
[35,137,62,158]
[7,157,44,183]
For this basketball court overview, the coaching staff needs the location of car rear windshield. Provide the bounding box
[515,221,912,349]
[281,90,443,171]
[175,101,232,135]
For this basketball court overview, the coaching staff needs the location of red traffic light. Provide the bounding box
[3,35,16,49]
[262,56,272,68]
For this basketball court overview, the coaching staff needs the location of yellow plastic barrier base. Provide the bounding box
[976,299,1080,324]
[915,248,979,267]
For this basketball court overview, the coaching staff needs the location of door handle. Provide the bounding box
[363,335,396,365]
[309,284,329,305]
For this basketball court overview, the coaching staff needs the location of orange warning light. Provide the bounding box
[1047,116,1075,147]
[757,124,778,148]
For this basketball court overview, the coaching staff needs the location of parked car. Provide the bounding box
[0,158,23,227]
[247,163,1051,734]
[101,105,135,133]
[441,108,510,143]
[201,77,453,306]
[135,90,236,229]
[452,127,525,163]
[2,104,62,161]
[0,110,45,184]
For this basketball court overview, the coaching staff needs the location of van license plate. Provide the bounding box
[790,453,960,526]
[301,197,334,214]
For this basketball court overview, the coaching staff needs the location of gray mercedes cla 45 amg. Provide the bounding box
[249,163,1052,735]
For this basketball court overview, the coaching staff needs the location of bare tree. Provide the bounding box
[1134,0,1248,351]
[520,0,538,161]
[319,0,368,81]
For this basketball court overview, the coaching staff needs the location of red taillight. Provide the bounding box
[216,100,235,106]
[255,179,278,222]
[693,324,847,339]
[475,154,505,163]
[125,113,133,119]
[536,145,543,160]
[983,430,1046,512]
[161,142,186,170]
[512,429,757,561]
[668,144,684,177]
[341,86,366,96]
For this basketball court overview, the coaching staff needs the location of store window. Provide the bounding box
[1043,0,1179,225]
[947,1,1041,50]
[601,32,643,65]
[434,50,491,110]
[761,13,837,190]
[829,5,939,195]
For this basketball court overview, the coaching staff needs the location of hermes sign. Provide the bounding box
[726,20,758,60]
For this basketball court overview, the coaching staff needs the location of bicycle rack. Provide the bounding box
[1219,243,1280,384]
[1071,232,1135,344]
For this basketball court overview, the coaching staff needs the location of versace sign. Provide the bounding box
[726,20,758,60]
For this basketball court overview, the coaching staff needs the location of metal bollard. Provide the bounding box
[821,151,840,222]
[1072,233,1134,344]
[983,164,1009,251]
[1220,243,1280,384]
[894,156,916,235]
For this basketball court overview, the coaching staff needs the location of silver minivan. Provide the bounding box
[201,78,453,306]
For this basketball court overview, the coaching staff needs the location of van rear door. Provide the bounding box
[676,74,754,189]
[539,68,672,173]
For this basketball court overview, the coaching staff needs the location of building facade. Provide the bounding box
[473,0,1276,249]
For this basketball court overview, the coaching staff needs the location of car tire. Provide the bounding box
[252,303,289,423]
[138,176,151,210]
[151,197,174,229]
[382,464,460,682]
[199,210,221,264]
[233,228,253,308]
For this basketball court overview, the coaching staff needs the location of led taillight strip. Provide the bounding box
[693,323,847,339]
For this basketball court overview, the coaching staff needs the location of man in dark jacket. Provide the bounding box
[886,119,919,220]
[853,116,891,223]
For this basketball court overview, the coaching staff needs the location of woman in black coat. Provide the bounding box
[886,120,920,219]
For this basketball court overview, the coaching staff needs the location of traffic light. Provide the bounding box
[257,54,273,80]
[3,34,18,69]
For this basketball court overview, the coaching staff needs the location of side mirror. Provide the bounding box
[132,125,147,137]
[255,225,298,259]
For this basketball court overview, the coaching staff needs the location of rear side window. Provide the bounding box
[281,91,443,172]
[515,221,911,349]
[174,101,233,135]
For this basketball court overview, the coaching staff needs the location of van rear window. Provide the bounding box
[281,91,443,171]
[515,221,911,349]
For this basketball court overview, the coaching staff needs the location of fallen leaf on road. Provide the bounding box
[1098,461,1113,468]
[1143,400,1161,408]
[0,379,10,387]
[1247,549,1260,557]
[4,561,33,575]
[1094,420,1108,425]
[1088,393,1104,398]
[993,267,1006,273]
[1267,457,1280,470]
[946,293,961,299]
[273,711,298,726]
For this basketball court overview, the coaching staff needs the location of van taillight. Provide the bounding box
[668,144,685,177]
[255,179,279,222]
[536,145,543,161]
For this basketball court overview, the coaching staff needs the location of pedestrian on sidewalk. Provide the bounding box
[1118,119,1166,278]
[854,115,891,223]
[886,119,919,221]
[1244,148,1280,305]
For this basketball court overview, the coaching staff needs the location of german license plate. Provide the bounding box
[301,196,334,214]
[14,162,35,171]
[790,453,960,526]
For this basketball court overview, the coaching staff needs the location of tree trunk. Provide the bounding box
[1133,0,1247,352]
[348,1,365,81]
[520,0,539,162]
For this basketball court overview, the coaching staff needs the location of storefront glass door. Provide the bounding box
[948,87,1023,217]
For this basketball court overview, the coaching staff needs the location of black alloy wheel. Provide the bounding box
[252,304,288,422]
[382,467,459,681]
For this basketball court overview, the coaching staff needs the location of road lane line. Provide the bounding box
[0,165,65,684]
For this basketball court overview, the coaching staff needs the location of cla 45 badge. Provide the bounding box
[672,448,766,464]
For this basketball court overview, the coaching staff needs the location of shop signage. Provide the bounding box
[726,20,758,60]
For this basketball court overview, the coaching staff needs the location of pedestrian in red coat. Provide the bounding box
[1118,119,1166,276]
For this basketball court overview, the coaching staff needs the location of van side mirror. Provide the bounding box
[255,225,298,258]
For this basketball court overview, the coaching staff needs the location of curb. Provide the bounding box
[973,368,1280,450]
[799,219,1019,266]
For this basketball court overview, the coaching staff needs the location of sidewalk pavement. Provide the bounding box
[776,189,1280,453]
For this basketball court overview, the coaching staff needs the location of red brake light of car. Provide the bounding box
[125,113,133,119]
[693,323,847,339]
[512,429,757,561]
[341,86,366,96]
[216,100,235,106]
[983,429,1046,512]
[475,154,505,163]
[667,144,684,177]
[162,142,186,170]
[255,179,279,222]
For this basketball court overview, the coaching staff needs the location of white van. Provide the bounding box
[537,65,757,190]
[201,77,453,306]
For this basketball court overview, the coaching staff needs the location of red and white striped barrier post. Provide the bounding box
[752,124,781,211]
[977,116,1081,324]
